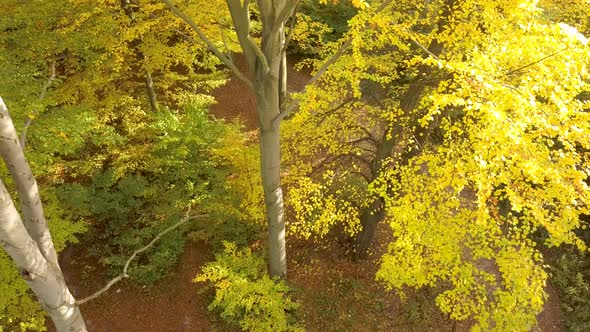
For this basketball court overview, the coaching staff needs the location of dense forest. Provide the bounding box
[1,0,590,331]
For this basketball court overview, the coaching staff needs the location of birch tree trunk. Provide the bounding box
[0,99,60,266]
[0,97,86,331]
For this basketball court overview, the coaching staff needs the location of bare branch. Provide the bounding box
[20,62,56,150]
[77,210,208,305]
[314,97,356,125]
[408,35,441,61]
[160,0,253,89]
[218,18,234,62]
[502,47,568,77]
[270,0,300,39]
[281,0,300,55]
[227,0,269,73]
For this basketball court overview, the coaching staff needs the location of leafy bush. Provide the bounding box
[51,103,258,283]
[550,247,590,331]
[194,242,300,332]
[289,0,357,56]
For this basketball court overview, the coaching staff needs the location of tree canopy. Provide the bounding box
[1,0,590,331]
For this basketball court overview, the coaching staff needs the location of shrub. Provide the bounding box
[194,242,300,332]
[549,247,590,331]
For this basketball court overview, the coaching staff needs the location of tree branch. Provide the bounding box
[77,210,207,305]
[272,0,394,127]
[408,35,441,61]
[280,0,300,55]
[270,0,300,39]
[20,62,56,150]
[226,0,269,74]
[160,0,253,89]
[501,47,568,77]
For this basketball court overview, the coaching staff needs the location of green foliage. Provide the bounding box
[194,242,300,332]
[550,247,590,331]
[289,0,356,56]
[0,0,255,327]
[52,103,249,283]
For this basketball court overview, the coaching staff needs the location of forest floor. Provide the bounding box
[51,55,565,332]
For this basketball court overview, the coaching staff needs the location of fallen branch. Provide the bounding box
[77,210,207,305]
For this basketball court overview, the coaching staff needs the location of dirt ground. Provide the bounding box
[49,55,565,332]
[52,243,214,332]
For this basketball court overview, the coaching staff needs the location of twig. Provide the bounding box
[218,18,233,62]
[408,36,441,61]
[160,0,253,89]
[20,62,56,150]
[77,210,207,305]
[501,47,568,77]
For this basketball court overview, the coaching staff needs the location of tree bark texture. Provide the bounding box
[255,0,289,277]
[0,97,86,331]
[145,69,158,112]
[0,97,60,266]
[354,1,452,256]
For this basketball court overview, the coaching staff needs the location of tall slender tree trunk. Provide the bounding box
[355,127,397,257]
[145,69,158,112]
[255,4,288,277]
[354,15,449,256]
[259,127,286,277]
[0,97,86,331]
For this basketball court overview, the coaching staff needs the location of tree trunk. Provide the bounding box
[145,69,158,112]
[251,0,293,277]
[256,15,287,277]
[0,98,60,266]
[353,1,451,255]
[355,126,397,257]
[0,97,86,331]
[259,127,287,277]
[0,180,86,332]
[355,198,385,257]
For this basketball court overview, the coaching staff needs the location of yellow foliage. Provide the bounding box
[285,0,590,329]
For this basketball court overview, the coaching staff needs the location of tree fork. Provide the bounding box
[0,97,86,331]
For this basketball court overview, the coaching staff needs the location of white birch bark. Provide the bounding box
[0,97,60,266]
[0,97,86,331]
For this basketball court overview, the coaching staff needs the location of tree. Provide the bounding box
[283,0,590,328]
[159,0,387,278]
[0,97,86,331]
[283,0,455,254]
[0,0,251,327]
